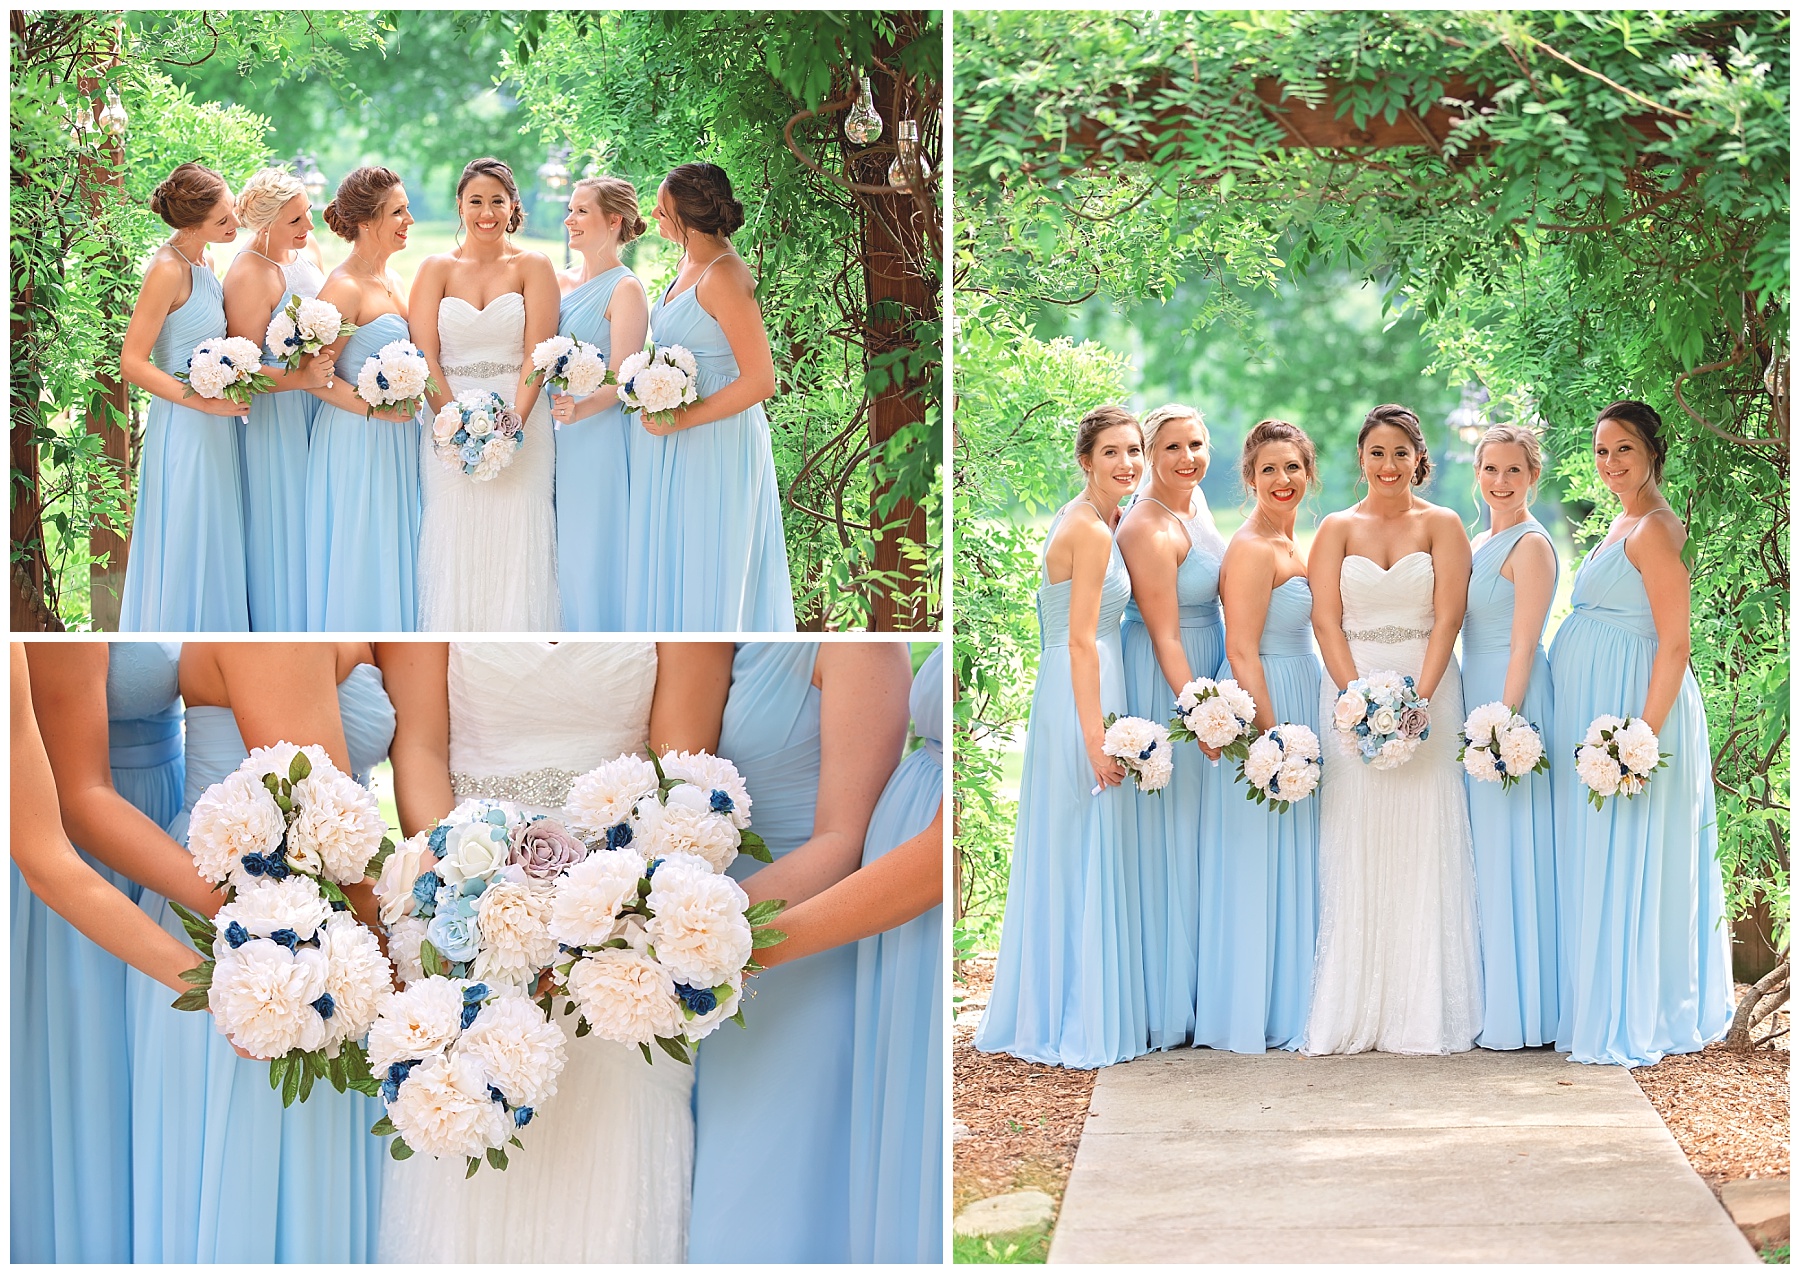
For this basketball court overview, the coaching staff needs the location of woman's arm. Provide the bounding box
[377,642,453,836]
[1419,507,1472,701]
[1310,516,1357,691]
[1499,531,1557,710]
[223,257,334,392]
[738,643,912,910]
[1062,513,1126,789]
[120,255,245,418]
[511,253,561,421]
[757,803,942,968]
[1219,538,1280,731]
[1118,513,1197,699]
[649,642,735,754]
[25,645,219,916]
[641,256,775,435]
[1628,513,1694,733]
[407,257,452,415]
[306,276,413,420]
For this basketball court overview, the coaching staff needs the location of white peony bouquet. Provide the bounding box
[1238,723,1322,812]
[1168,677,1257,761]
[615,343,701,416]
[366,979,566,1174]
[168,743,396,1104]
[354,338,437,418]
[264,294,356,370]
[1459,702,1550,790]
[1574,714,1669,809]
[1098,714,1174,794]
[528,334,610,403]
[177,336,271,407]
[430,391,525,482]
[1331,670,1431,770]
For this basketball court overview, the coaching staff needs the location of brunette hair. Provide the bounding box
[1075,404,1142,466]
[571,175,646,243]
[663,162,746,237]
[150,162,228,230]
[1140,403,1206,456]
[1359,403,1432,486]
[1595,399,1668,483]
[323,166,403,241]
[1239,418,1319,491]
[456,157,524,233]
[1474,424,1546,484]
[235,167,306,232]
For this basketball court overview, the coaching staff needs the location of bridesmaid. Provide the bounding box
[303,166,424,630]
[118,163,253,632]
[690,641,912,1262]
[223,167,335,631]
[975,405,1149,1068]
[1116,403,1225,1051]
[11,643,215,1262]
[1549,401,1732,1066]
[125,642,394,1261]
[549,176,650,630]
[626,162,795,631]
[1462,425,1560,1049]
[1203,421,1323,1052]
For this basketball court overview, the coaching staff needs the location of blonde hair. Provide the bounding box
[1474,424,1546,484]
[235,167,307,232]
[571,176,647,243]
[1141,402,1205,455]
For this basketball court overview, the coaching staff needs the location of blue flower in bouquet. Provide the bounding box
[223,921,251,949]
[513,1106,534,1128]
[311,992,336,1020]
[605,822,634,850]
[411,869,441,910]
[380,1059,417,1105]
[269,927,300,951]
[709,789,735,816]
[375,370,390,392]
[428,824,449,857]
[426,910,480,964]
[676,982,719,1015]
[460,982,490,1029]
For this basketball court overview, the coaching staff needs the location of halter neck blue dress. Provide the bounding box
[555,265,636,630]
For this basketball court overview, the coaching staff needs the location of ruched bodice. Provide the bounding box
[1565,539,1658,640]
[911,645,944,764]
[717,643,821,862]
[438,293,525,375]
[105,642,184,770]
[1341,551,1435,639]
[1038,508,1132,650]
[151,266,226,376]
[651,281,741,396]
[1260,577,1316,657]
[1123,528,1223,630]
[337,312,411,378]
[1464,520,1557,656]
[561,266,632,354]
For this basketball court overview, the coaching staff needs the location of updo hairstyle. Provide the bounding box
[1140,403,1206,455]
[1358,402,1432,486]
[456,157,524,233]
[663,163,746,237]
[150,162,228,230]
[323,166,403,242]
[1474,423,1546,489]
[1595,399,1668,483]
[235,167,307,232]
[1074,404,1142,469]
[571,175,647,243]
[1238,418,1319,491]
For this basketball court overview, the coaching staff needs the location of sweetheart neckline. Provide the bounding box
[1345,550,1431,572]
[441,292,525,314]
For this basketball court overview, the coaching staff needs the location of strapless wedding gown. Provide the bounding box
[377,643,693,1263]
[417,294,560,631]
[1303,552,1483,1055]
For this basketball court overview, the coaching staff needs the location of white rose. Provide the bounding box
[438,818,512,886]
[472,880,557,986]
[658,751,754,830]
[645,859,753,988]
[431,403,462,442]
[375,832,432,926]
[208,939,329,1060]
[187,769,285,884]
[1368,706,1400,737]
[566,754,661,842]
[548,848,646,947]
[388,1051,512,1160]
[456,995,566,1109]
[565,948,683,1046]
[633,788,741,874]
[367,976,465,1071]
[214,875,333,943]
[1333,692,1365,733]
[465,405,495,438]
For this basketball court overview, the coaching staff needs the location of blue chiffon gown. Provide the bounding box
[11,642,184,1262]
[304,313,422,631]
[691,642,854,1261]
[242,254,325,632]
[125,663,394,1261]
[848,643,945,1263]
[1462,519,1560,1049]
[625,261,796,631]
[555,265,636,631]
[975,508,1148,1068]
[1548,535,1733,1066]
[119,263,250,632]
[1119,515,1224,1051]
[1197,577,1322,1052]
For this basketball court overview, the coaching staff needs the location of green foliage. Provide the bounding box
[954,1227,1053,1264]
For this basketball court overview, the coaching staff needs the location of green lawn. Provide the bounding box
[954,1227,1053,1264]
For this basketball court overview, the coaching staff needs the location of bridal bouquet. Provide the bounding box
[430,392,525,482]
[1098,714,1173,794]
[354,338,436,418]
[615,343,701,416]
[1240,724,1321,812]
[367,979,566,1173]
[528,334,610,399]
[1168,677,1257,760]
[1459,702,1549,790]
[1332,671,1430,770]
[1574,714,1669,808]
[167,742,395,1104]
[178,336,271,407]
[265,294,356,370]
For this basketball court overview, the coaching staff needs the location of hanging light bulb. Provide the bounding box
[844,72,882,145]
[887,119,930,192]
[100,88,128,138]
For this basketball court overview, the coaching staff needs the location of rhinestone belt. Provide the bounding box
[1344,624,1433,644]
[442,360,522,379]
[451,766,579,808]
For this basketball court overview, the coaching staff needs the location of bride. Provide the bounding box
[1304,404,1483,1055]
[411,158,561,631]
[376,641,734,1261]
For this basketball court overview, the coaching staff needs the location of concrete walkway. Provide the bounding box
[1050,1048,1757,1263]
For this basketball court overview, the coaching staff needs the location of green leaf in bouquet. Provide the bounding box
[365,836,396,878]
[574,1016,592,1038]
[317,878,351,908]
[730,1006,747,1027]
[509,1135,523,1149]
[178,961,214,987]
[370,1114,397,1138]
[636,877,653,899]
[743,898,786,926]
[296,1059,317,1104]
[327,1052,348,1093]
[601,937,630,949]
[655,1035,693,1066]
[648,748,668,786]
[268,1054,286,1093]
[487,1146,508,1171]
[389,1137,414,1161]
[739,830,773,864]
[1102,712,1120,729]
[420,939,446,978]
[638,1041,654,1065]
[563,1000,576,1015]
[750,926,788,949]
[465,1156,481,1179]
[343,1041,380,1097]
[282,1055,302,1107]
[169,900,217,955]
[170,987,211,1012]
[288,751,312,784]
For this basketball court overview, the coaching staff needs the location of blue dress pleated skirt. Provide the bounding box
[1548,537,1733,1066]
[304,314,421,632]
[11,642,184,1262]
[242,288,321,633]
[848,643,945,1263]
[976,514,1147,1068]
[1196,577,1321,1052]
[555,265,636,631]
[691,642,853,1261]
[1462,519,1561,1049]
[1120,544,1224,1051]
[125,663,394,1261]
[119,265,250,632]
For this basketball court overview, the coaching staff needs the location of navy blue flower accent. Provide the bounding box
[269,928,299,951]
[675,983,718,1015]
[242,851,269,877]
[708,789,734,815]
[488,1084,507,1106]
[605,823,633,851]
[311,992,336,1020]
[380,1059,417,1105]
[375,370,390,391]
[647,857,664,877]
[460,983,489,1029]
[224,921,251,949]
[1137,741,1157,760]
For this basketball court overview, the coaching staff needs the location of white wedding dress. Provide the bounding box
[377,643,693,1263]
[1303,551,1484,1055]
[416,294,560,631]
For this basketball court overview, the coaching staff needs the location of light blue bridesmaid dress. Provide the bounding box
[1462,519,1560,1049]
[1548,532,1733,1066]
[119,259,250,631]
[242,253,325,632]
[975,507,1148,1068]
[11,642,183,1262]
[304,313,422,631]
[555,265,635,631]
[1119,507,1224,1050]
[126,662,393,1262]
[624,258,796,631]
[1196,577,1321,1052]
[848,643,945,1263]
[690,642,854,1261]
